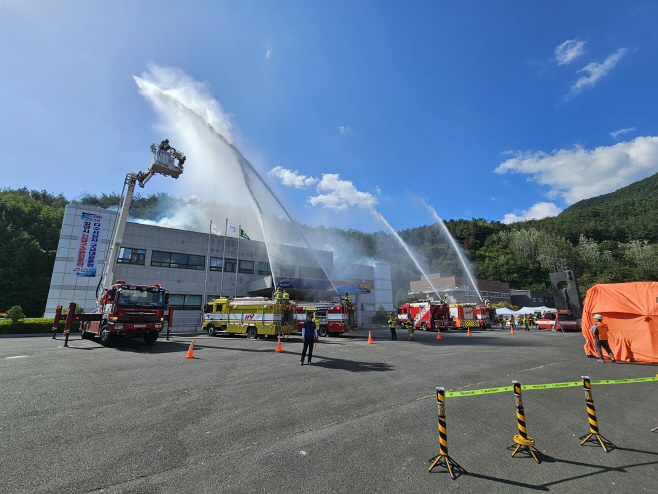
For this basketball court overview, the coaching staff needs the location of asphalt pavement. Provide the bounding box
[1,326,656,493]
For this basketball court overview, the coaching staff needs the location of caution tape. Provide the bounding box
[445,376,658,398]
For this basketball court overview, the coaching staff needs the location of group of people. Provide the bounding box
[500,314,538,331]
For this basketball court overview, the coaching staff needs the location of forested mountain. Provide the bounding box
[1,176,657,316]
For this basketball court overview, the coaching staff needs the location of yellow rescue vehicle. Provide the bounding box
[203,297,296,339]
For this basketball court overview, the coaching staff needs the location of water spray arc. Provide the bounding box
[154,90,340,298]
[369,208,443,300]
[423,200,482,303]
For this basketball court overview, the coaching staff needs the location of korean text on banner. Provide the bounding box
[72,212,104,277]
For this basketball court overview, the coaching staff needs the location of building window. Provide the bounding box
[258,262,271,276]
[299,266,326,280]
[151,251,205,270]
[167,294,202,310]
[117,247,146,265]
[501,293,510,299]
[480,291,489,297]
[277,264,295,277]
[532,298,536,302]
[239,260,254,274]
[210,257,236,272]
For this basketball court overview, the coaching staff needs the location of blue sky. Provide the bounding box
[2,1,658,233]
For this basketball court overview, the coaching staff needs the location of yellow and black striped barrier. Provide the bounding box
[445,375,658,398]
[580,376,615,452]
[510,380,541,462]
[428,387,465,479]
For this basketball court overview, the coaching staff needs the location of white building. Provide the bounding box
[46,204,394,331]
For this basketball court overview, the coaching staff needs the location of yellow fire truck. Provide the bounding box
[202,297,296,339]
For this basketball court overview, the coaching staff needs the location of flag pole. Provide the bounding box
[235,224,241,298]
[220,218,228,297]
[203,220,212,306]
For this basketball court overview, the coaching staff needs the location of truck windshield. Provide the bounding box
[558,313,575,321]
[117,289,164,308]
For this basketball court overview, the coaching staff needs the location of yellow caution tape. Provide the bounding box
[445,376,658,398]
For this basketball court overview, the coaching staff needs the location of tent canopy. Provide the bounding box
[495,308,515,315]
[582,282,658,363]
[515,306,552,314]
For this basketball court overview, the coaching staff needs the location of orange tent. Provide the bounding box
[582,282,658,363]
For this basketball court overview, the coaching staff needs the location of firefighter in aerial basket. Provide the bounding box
[274,287,283,303]
[405,314,415,340]
[343,292,352,306]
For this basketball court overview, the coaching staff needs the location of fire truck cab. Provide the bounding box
[397,301,454,332]
[77,281,169,345]
[536,310,580,331]
[294,302,357,337]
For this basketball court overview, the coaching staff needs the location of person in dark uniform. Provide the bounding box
[301,314,317,365]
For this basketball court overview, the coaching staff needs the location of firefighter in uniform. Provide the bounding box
[274,288,283,303]
[387,312,398,340]
[405,314,415,340]
[343,292,352,306]
[282,290,290,302]
[313,312,320,335]
[159,139,171,151]
[524,314,530,331]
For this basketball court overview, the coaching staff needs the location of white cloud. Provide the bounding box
[610,127,636,140]
[269,166,317,189]
[555,39,586,65]
[571,48,627,92]
[495,136,658,204]
[308,174,378,211]
[265,49,272,59]
[339,126,350,135]
[503,202,563,224]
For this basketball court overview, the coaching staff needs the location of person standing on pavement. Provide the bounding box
[524,315,530,331]
[301,314,317,365]
[387,312,398,340]
[405,314,415,340]
[590,314,616,363]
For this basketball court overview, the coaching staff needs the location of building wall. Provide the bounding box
[510,290,555,308]
[46,204,391,331]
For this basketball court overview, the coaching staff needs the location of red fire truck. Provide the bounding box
[449,304,481,328]
[397,301,454,331]
[75,281,169,345]
[294,302,357,337]
[536,310,580,331]
[475,305,498,328]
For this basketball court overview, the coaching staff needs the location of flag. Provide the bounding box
[210,222,221,236]
[240,228,250,240]
[227,221,237,233]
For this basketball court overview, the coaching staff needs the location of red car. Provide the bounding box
[536,310,579,331]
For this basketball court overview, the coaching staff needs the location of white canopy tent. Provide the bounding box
[515,306,553,314]
[495,307,515,315]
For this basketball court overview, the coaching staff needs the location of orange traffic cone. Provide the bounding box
[467,328,472,337]
[275,337,283,353]
[367,331,374,344]
[185,340,195,359]
[510,326,515,334]
[436,332,442,340]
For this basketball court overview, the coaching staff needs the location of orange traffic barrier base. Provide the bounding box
[510,327,515,334]
[367,331,374,344]
[275,337,283,353]
[466,329,472,337]
[436,332,442,340]
[185,340,195,359]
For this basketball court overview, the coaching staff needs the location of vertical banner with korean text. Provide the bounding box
[72,212,104,277]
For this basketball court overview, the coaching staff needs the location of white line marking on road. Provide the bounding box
[5,355,30,359]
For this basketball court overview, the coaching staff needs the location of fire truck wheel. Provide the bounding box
[247,326,258,339]
[420,322,427,331]
[318,326,328,338]
[99,325,114,346]
[206,325,216,337]
[143,331,158,345]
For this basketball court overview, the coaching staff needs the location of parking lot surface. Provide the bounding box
[1,326,656,493]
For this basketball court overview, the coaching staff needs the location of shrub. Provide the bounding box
[372,305,391,325]
[0,318,80,335]
[7,306,26,323]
